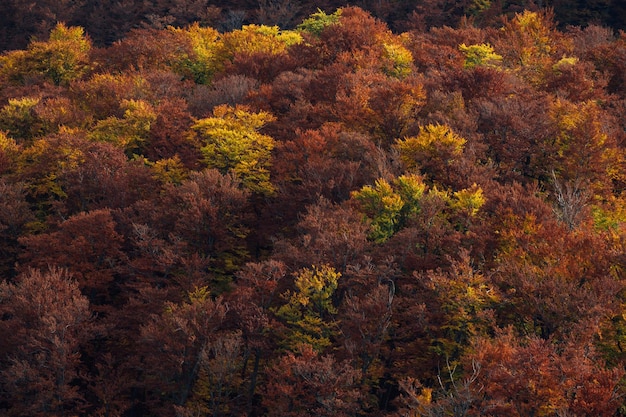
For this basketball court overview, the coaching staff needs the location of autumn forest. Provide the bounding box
[1,2,626,416]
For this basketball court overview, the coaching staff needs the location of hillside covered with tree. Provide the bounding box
[1,5,626,416]
[1,0,625,52]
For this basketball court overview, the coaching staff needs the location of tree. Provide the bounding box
[589,31,626,98]
[0,97,46,144]
[417,251,499,366]
[0,267,94,416]
[466,328,624,416]
[352,174,426,243]
[126,168,251,290]
[167,24,222,84]
[547,98,621,197]
[352,174,484,246]
[190,74,258,113]
[297,8,342,36]
[458,43,502,69]
[394,124,467,181]
[492,211,622,340]
[255,0,302,28]
[69,72,154,121]
[18,208,125,306]
[0,132,20,174]
[0,23,91,86]
[318,6,391,61]
[14,131,90,223]
[398,324,624,417]
[140,287,228,416]
[474,91,555,183]
[494,10,565,85]
[337,260,396,401]
[195,23,304,83]
[60,139,160,215]
[229,260,288,414]
[543,56,608,103]
[0,0,86,51]
[145,98,200,169]
[335,72,425,143]
[353,177,409,243]
[0,180,33,277]
[219,24,302,61]
[193,104,276,195]
[262,344,363,417]
[274,265,341,352]
[178,330,244,417]
[266,118,379,250]
[88,99,157,156]
[274,197,371,272]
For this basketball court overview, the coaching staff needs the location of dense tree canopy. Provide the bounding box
[1,5,626,417]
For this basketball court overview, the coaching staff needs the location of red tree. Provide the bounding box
[19,208,126,306]
[0,267,94,416]
[262,344,363,417]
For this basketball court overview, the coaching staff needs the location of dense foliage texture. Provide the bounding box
[0,0,625,52]
[1,5,626,417]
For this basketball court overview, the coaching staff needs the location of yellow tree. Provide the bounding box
[219,24,302,59]
[15,131,85,224]
[395,124,466,172]
[351,175,425,243]
[192,104,276,195]
[352,173,485,242]
[0,132,20,174]
[0,23,91,86]
[167,23,301,85]
[274,265,341,352]
[88,99,157,156]
[548,99,620,190]
[459,43,502,69]
[0,97,44,143]
[167,23,222,84]
[495,10,569,85]
[420,251,500,363]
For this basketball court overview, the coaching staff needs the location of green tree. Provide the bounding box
[351,174,425,243]
[297,8,342,36]
[459,43,502,69]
